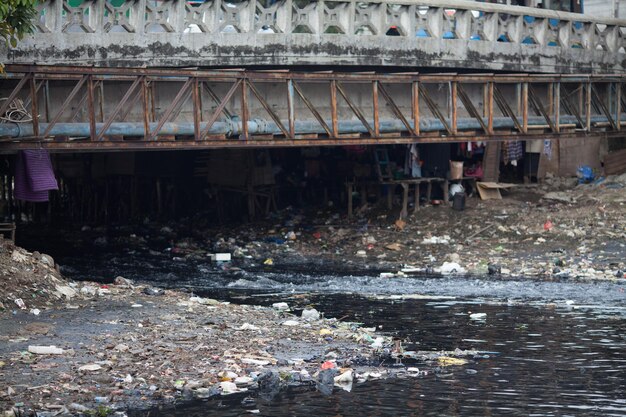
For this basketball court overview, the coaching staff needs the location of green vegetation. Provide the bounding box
[0,0,37,48]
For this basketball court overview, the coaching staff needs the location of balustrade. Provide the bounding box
[29,0,625,53]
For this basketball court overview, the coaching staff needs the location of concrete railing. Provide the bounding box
[5,0,626,72]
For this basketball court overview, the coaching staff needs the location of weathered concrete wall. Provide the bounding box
[3,0,626,74]
[5,32,623,74]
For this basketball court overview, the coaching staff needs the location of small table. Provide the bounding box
[347,177,448,218]
[0,223,16,241]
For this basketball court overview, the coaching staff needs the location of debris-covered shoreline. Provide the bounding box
[1,173,625,416]
[0,246,483,416]
[35,173,625,284]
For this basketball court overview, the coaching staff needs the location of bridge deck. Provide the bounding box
[3,0,626,73]
[0,65,624,152]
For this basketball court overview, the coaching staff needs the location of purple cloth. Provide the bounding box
[14,150,58,202]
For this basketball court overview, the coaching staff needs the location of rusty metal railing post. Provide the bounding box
[373,80,380,137]
[412,80,419,137]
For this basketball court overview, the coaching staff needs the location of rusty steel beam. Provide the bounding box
[528,85,556,132]
[41,76,88,138]
[87,76,96,141]
[590,84,617,130]
[96,77,143,141]
[287,79,295,138]
[248,80,290,138]
[411,81,419,136]
[5,65,626,84]
[336,82,375,138]
[29,74,39,137]
[457,83,488,133]
[241,79,249,140]
[0,74,31,123]
[149,78,193,141]
[199,80,241,141]
[493,84,524,133]
[291,80,333,137]
[0,131,621,153]
[418,84,452,135]
[378,83,416,136]
[2,66,625,151]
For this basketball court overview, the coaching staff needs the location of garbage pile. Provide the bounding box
[33,172,626,284]
[0,238,76,313]
[0,268,486,416]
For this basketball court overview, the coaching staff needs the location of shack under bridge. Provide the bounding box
[0,66,624,224]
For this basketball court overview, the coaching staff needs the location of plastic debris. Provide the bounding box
[469,312,487,321]
[28,345,65,355]
[439,262,466,275]
[437,357,468,366]
[272,302,289,311]
[78,364,103,372]
[14,298,26,309]
[301,307,320,321]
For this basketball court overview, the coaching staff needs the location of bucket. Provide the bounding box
[450,161,463,180]
[452,192,465,211]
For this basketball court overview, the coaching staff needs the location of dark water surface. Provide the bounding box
[20,235,626,416]
[129,292,626,417]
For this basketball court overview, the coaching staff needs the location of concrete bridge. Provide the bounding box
[1,1,625,152]
[3,0,626,73]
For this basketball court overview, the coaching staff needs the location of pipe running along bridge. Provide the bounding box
[1,0,626,151]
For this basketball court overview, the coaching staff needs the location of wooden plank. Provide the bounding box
[482,141,501,182]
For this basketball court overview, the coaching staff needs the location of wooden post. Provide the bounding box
[347,182,353,217]
[401,183,409,219]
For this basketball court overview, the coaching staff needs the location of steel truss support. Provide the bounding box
[0,65,624,152]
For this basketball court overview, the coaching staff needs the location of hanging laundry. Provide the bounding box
[404,143,421,178]
[543,140,552,160]
[14,149,58,202]
[502,140,523,164]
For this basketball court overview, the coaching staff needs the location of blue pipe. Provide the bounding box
[0,115,623,138]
